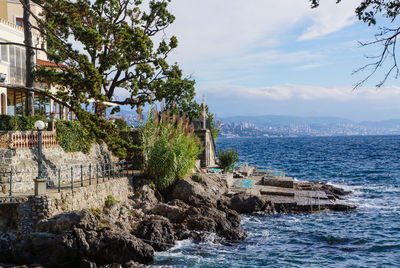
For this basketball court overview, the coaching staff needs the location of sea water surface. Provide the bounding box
[153,135,400,267]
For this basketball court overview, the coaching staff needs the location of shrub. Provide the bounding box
[73,109,142,158]
[0,115,47,131]
[218,148,239,173]
[191,173,205,184]
[142,110,201,192]
[55,120,94,153]
[104,194,119,208]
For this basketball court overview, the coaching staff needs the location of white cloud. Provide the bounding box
[200,84,400,102]
[297,0,360,41]
[166,0,360,64]
[293,62,332,71]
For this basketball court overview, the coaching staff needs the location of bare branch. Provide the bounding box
[353,26,400,89]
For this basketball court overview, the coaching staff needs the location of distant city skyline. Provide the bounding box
[159,0,400,121]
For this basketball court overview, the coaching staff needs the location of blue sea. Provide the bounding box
[154,136,400,267]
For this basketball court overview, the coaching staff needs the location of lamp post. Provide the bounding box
[34,120,46,195]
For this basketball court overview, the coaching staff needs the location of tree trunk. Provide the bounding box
[23,0,35,116]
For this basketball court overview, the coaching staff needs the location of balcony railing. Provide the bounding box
[0,17,41,38]
[0,131,58,149]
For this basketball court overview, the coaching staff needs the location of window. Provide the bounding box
[21,49,26,83]
[15,17,23,27]
[34,93,50,116]
[1,93,6,115]
[0,44,8,62]
[7,88,15,116]
[8,46,26,85]
[9,46,16,83]
[16,47,22,83]
[15,89,26,116]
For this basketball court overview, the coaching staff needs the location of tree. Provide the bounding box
[31,0,198,116]
[310,0,400,88]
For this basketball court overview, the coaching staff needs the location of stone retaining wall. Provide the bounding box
[34,176,132,220]
[0,143,117,194]
[0,176,133,236]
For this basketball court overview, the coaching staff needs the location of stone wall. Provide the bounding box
[0,176,133,236]
[0,143,118,194]
[33,176,132,220]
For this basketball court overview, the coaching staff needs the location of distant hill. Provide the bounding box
[359,119,400,128]
[218,115,400,137]
[220,115,354,127]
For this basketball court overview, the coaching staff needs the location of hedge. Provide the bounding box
[55,120,94,153]
[0,115,47,131]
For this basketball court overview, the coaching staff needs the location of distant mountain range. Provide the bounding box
[217,115,400,137]
[109,109,400,137]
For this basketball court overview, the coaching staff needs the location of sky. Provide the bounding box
[159,0,400,121]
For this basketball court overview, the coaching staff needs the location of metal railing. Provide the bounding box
[0,160,137,197]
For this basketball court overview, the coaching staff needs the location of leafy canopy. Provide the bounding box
[34,0,198,115]
[310,0,400,26]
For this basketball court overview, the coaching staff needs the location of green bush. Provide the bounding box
[218,148,239,173]
[55,120,94,153]
[0,115,47,131]
[142,110,201,192]
[104,194,119,208]
[191,173,205,184]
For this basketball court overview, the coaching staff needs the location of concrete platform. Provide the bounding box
[229,173,355,212]
[262,176,294,188]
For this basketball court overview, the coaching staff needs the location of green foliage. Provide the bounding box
[55,120,94,153]
[104,194,119,208]
[89,207,102,218]
[142,110,201,192]
[73,109,142,158]
[208,113,220,141]
[35,0,199,116]
[191,173,205,184]
[0,115,47,131]
[218,149,239,173]
[310,0,400,25]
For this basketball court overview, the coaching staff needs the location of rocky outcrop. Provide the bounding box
[150,199,246,242]
[134,215,175,251]
[0,172,356,267]
[3,209,154,267]
[229,193,275,214]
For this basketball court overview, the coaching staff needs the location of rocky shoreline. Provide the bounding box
[0,172,355,267]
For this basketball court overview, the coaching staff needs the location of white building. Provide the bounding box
[0,0,72,119]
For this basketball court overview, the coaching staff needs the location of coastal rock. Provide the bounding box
[29,231,80,266]
[88,228,154,265]
[229,193,267,214]
[169,175,229,207]
[150,201,189,223]
[180,206,246,242]
[134,216,175,251]
[35,209,98,234]
[169,179,214,207]
[130,186,159,212]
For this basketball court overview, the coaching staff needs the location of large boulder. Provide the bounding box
[88,228,154,265]
[35,210,98,234]
[135,216,175,251]
[229,193,274,214]
[130,186,159,212]
[169,179,213,207]
[30,231,81,267]
[179,206,247,242]
[169,174,230,207]
[150,201,189,224]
